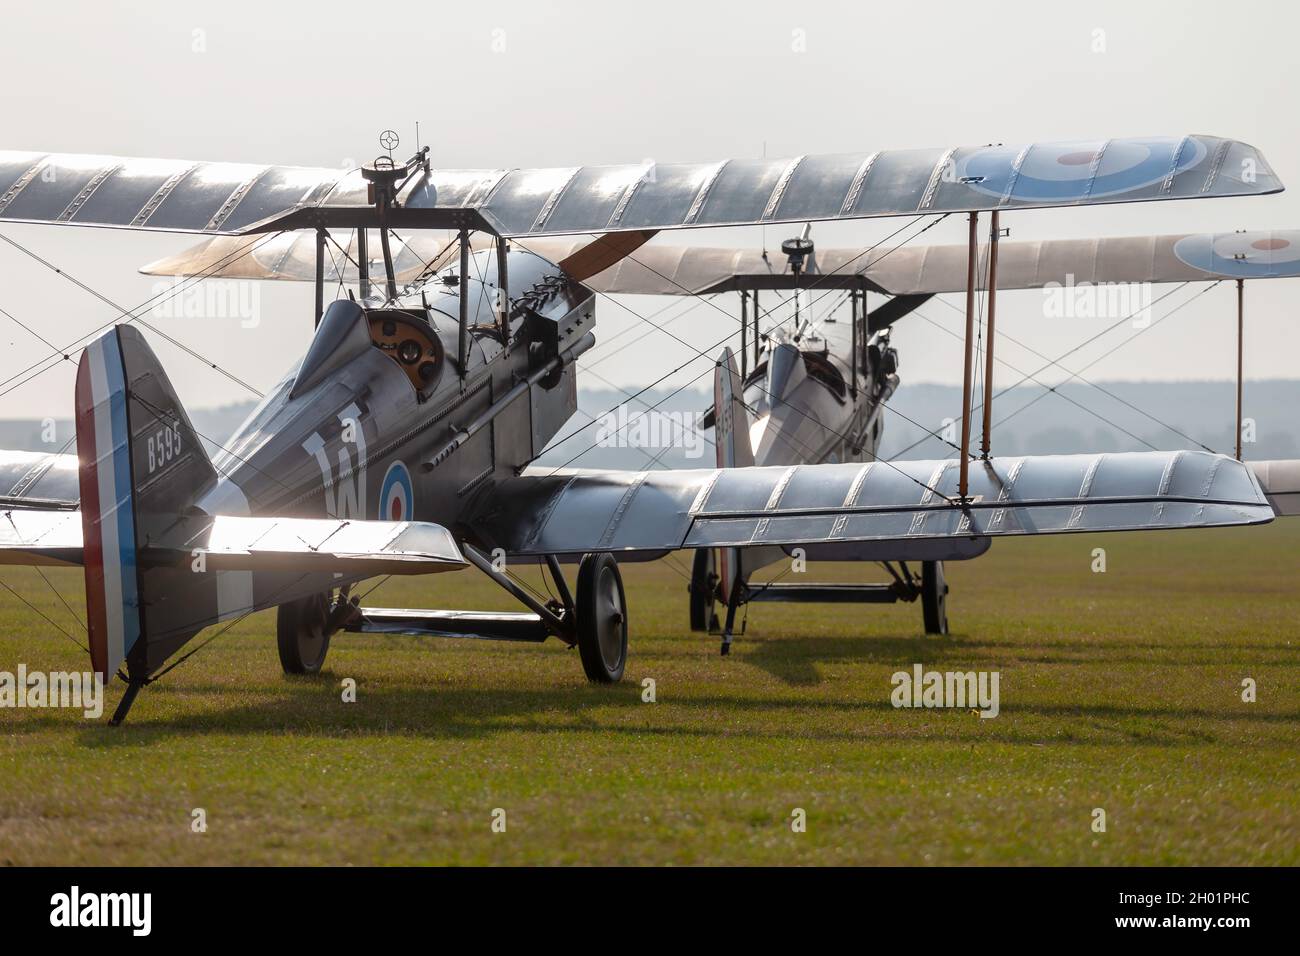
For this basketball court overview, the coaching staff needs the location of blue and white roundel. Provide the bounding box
[956,137,1208,202]
[1173,231,1300,279]
[379,461,414,522]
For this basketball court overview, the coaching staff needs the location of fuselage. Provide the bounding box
[195,247,594,545]
[744,317,897,468]
[729,314,899,578]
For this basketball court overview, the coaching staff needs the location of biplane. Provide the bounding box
[0,134,1292,721]
[565,226,1300,645]
[150,218,1300,649]
[568,226,1300,647]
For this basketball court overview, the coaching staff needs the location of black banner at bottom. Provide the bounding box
[0,865,1285,941]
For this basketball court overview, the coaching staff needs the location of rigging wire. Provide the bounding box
[33,564,86,633]
[0,229,286,401]
[519,214,967,504]
[580,292,723,369]
[132,314,263,397]
[0,303,69,356]
[986,281,1225,437]
[917,303,1159,451]
[0,229,293,654]
[929,288,1221,454]
[0,575,88,654]
[886,281,1218,462]
[514,217,937,462]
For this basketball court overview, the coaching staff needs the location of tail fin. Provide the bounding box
[76,325,218,682]
[713,347,753,469]
[75,326,467,686]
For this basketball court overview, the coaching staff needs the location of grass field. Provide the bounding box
[0,521,1296,866]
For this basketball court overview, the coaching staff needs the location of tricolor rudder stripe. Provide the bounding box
[75,328,142,682]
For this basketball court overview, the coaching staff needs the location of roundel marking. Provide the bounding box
[956,137,1208,202]
[1173,231,1300,279]
[379,460,414,522]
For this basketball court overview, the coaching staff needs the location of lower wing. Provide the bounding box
[467,451,1280,558]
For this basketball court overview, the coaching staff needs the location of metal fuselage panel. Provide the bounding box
[746,320,880,469]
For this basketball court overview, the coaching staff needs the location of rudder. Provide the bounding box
[713,346,753,469]
[76,325,219,682]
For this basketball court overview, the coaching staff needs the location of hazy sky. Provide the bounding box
[3,0,1299,418]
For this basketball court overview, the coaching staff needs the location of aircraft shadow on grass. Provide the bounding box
[735,631,1299,681]
[737,632,952,685]
[45,663,1296,751]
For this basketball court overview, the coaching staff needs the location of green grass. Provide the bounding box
[0,522,1296,865]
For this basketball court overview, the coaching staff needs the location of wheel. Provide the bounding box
[688,549,719,633]
[277,592,333,675]
[575,552,628,683]
[921,560,949,636]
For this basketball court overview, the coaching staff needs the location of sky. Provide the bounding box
[3,0,1299,419]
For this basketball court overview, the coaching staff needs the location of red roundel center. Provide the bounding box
[390,498,402,520]
[1252,238,1290,251]
[1057,151,1096,166]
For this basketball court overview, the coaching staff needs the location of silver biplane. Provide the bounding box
[561,226,1300,647]
[0,134,1291,721]
[510,226,1300,648]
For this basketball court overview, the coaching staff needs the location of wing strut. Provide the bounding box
[1236,278,1245,461]
[980,210,1002,459]
[457,228,470,375]
[740,289,749,381]
[958,212,979,500]
[314,227,326,326]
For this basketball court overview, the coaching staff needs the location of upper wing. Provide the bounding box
[140,227,1300,296]
[862,229,1300,294]
[566,228,1300,296]
[578,229,1300,295]
[3,135,1280,238]
[138,231,587,283]
[534,228,1300,295]
[467,451,1275,558]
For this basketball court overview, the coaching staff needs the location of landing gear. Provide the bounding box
[575,552,628,683]
[921,560,949,635]
[450,544,628,684]
[688,548,720,632]
[719,576,743,656]
[277,591,335,674]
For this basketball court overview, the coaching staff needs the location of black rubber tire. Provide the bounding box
[277,592,333,675]
[921,560,949,636]
[688,548,718,633]
[576,552,628,683]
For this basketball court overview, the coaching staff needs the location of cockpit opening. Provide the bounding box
[366,309,445,394]
[291,299,445,400]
